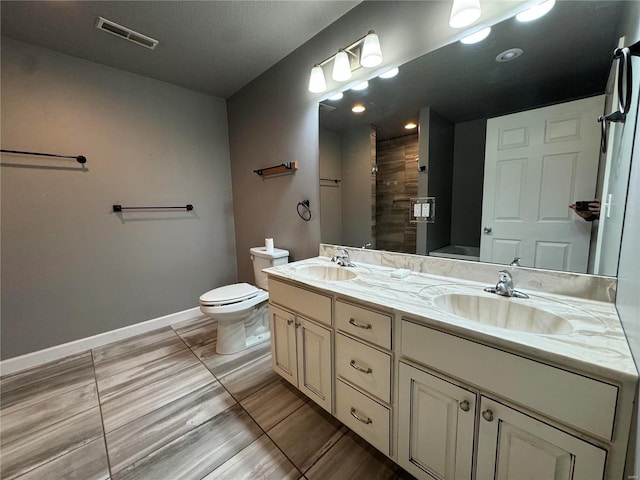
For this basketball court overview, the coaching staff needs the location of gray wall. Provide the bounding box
[1,38,236,359]
[227,1,526,282]
[319,127,342,245]
[341,125,373,248]
[618,2,640,476]
[425,109,455,253]
[451,119,486,247]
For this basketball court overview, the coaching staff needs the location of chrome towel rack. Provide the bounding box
[1,149,87,164]
[113,204,194,212]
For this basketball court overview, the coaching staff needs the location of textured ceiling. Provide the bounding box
[0,1,360,98]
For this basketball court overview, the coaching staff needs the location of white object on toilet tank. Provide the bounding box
[250,246,289,290]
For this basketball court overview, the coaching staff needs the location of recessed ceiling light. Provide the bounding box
[379,67,399,79]
[460,27,491,44]
[352,81,369,91]
[352,104,366,113]
[328,92,344,101]
[516,0,555,22]
[495,48,524,62]
[405,122,418,130]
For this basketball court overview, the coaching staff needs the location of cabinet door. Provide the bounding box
[268,305,297,387]
[296,316,333,413]
[398,362,476,480]
[476,396,607,480]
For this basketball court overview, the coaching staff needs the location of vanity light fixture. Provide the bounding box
[352,81,369,91]
[308,65,327,93]
[352,104,366,113]
[449,0,481,28]
[379,67,399,79]
[332,50,352,82]
[460,26,491,44]
[307,30,383,93]
[405,122,418,130]
[516,0,555,22]
[328,92,344,101]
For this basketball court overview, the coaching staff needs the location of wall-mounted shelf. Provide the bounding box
[254,161,298,178]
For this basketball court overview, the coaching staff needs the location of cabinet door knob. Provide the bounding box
[482,409,494,422]
[350,407,372,424]
[349,318,372,330]
[294,322,301,328]
[287,319,293,325]
[459,400,470,412]
[350,359,373,374]
[483,226,492,234]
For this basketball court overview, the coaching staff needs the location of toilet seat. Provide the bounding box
[199,282,268,314]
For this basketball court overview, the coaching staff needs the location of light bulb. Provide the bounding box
[308,65,327,93]
[360,30,383,67]
[460,27,491,44]
[332,50,352,82]
[516,0,555,22]
[379,67,399,79]
[449,0,481,28]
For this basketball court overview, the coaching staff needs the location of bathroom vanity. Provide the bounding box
[265,246,637,480]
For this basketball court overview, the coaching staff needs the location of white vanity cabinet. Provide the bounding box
[334,300,394,455]
[476,396,606,480]
[399,318,615,480]
[398,362,476,480]
[268,279,333,413]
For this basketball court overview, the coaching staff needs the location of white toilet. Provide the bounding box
[199,246,289,354]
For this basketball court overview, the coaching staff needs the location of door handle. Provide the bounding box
[350,359,373,374]
[483,226,492,234]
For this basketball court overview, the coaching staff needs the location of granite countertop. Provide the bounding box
[265,256,637,386]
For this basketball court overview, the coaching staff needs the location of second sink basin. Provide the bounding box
[295,265,358,282]
[433,293,573,335]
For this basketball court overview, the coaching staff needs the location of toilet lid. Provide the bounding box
[199,283,261,306]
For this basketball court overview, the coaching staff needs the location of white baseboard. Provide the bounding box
[0,306,202,377]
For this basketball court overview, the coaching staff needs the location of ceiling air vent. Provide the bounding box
[95,17,159,50]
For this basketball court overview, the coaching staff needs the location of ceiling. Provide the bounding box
[319,1,626,140]
[0,1,360,99]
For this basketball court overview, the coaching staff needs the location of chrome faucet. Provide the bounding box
[484,270,529,298]
[331,248,355,267]
[510,257,522,266]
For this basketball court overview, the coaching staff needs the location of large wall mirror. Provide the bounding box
[319,0,638,277]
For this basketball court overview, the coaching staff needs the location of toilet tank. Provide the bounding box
[250,247,289,290]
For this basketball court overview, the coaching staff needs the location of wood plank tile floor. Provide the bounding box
[0,314,415,480]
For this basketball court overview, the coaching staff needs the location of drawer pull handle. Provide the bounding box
[287,319,293,325]
[349,318,372,330]
[459,400,470,412]
[350,360,373,374]
[482,409,494,422]
[350,407,372,424]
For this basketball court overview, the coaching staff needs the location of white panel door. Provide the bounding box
[476,397,606,480]
[481,96,604,273]
[268,305,297,387]
[296,316,333,413]
[398,362,476,480]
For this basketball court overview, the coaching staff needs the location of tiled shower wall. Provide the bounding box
[375,134,418,253]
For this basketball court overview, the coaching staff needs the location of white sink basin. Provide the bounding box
[433,293,573,335]
[295,265,358,282]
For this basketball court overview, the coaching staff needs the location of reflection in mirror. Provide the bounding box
[319,1,638,276]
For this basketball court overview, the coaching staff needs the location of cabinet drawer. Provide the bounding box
[336,333,391,403]
[401,319,618,441]
[268,278,332,326]
[335,300,391,349]
[335,379,390,455]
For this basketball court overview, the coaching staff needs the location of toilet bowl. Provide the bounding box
[199,246,289,354]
